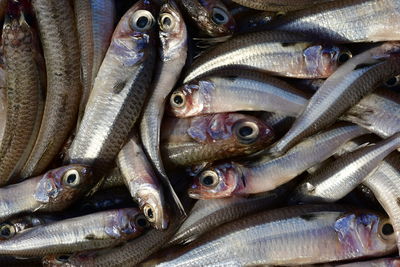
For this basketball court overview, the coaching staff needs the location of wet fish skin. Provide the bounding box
[0,215,57,240]
[236,10,276,33]
[363,152,400,253]
[147,205,396,266]
[184,31,350,83]
[270,43,400,156]
[117,135,168,230]
[0,208,146,256]
[74,0,116,123]
[0,3,44,184]
[161,113,275,167]
[342,88,400,138]
[170,72,308,118]
[180,0,235,37]
[0,165,93,221]
[292,132,400,204]
[189,123,367,199]
[139,0,187,217]
[232,0,335,12]
[269,0,400,43]
[101,168,126,190]
[20,0,81,179]
[336,257,400,267]
[65,0,158,175]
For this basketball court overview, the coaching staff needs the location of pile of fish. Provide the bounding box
[0,0,399,266]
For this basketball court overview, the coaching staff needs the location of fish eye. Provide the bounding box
[170,91,186,108]
[0,223,15,239]
[62,169,81,187]
[199,170,219,187]
[211,7,229,25]
[159,13,175,32]
[135,214,150,228]
[143,204,155,223]
[130,10,155,31]
[233,121,259,144]
[338,51,352,63]
[379,219,395,240]
[56,255,70,263]
[384,76,399,87]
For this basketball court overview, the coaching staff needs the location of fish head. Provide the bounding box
[188,162,243,199]
[106,208,148,240]
[159,0,187,61]
[0,222,16,240]
[169,80,213,117]
[335,212,397,255]
[0,215,46,240]
[109,0,158,67]
[136,184,169,230]
[34,165,94,208]
[304,44,352,78]
[42,253,95,267]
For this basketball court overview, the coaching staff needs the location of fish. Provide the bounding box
[101,168,126,190]
[363,152,400,253]
[0,165,93,221]
[0,1,44,184]
[19,0,81,179]
[170,72,308,118]
[0,215,57,240]
[342,88,400,138]
[270,42,400,156]
[161,113,275,167]
[183,31,351,83]
[117,134,168,230]
[145,205,396,266]
[189,123,367,199]
[292,132,400,204]
[139,0,187,216]
[0,66,6,144]
[235,10,276,33]
[0,208,147,256]
[74,0,116,124]
[179,0,235,37]
[232,0,335,12]
[336,257,400,267]
[168,188,285,246]
[268,0,400,43]
[65,0,157,175]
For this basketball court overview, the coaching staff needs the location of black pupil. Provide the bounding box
[213,12,225,23]
[173,95,183,105]
[338,53,350,63]
[57,255,70,262]
[382,223,394,235]
[239,126,253,137]
[202,175,214,186]
[1,227,10,236]
[163,16,172,27]
[67,173,77,184]
[146,208,154,219]
[385,77,397,86]
[136,16,148,28]
[137,217,148,228]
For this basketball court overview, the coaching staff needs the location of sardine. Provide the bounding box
[232,0,335,12]
[336,257,400,267]
[65,0,157,175]
[179,0,235,37]
[363,152,400,253]
[0,208,147,256]
[270,42,400,156]
[292,132,400,203]
[170,72,308,118]
[189,123,367,199]
[20,0,81,178]
[146,205,396,266]
[161,113,274,167]
[0,67,6,143]
[74,0,116,123]
[117,135,168,230]
[269,0,400,42]
[0,2,44,184]
[0,165,93,221]
[342,88,400,138]
[0,215,57,240]
[139,0,187,216]
[184,31,350,83]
